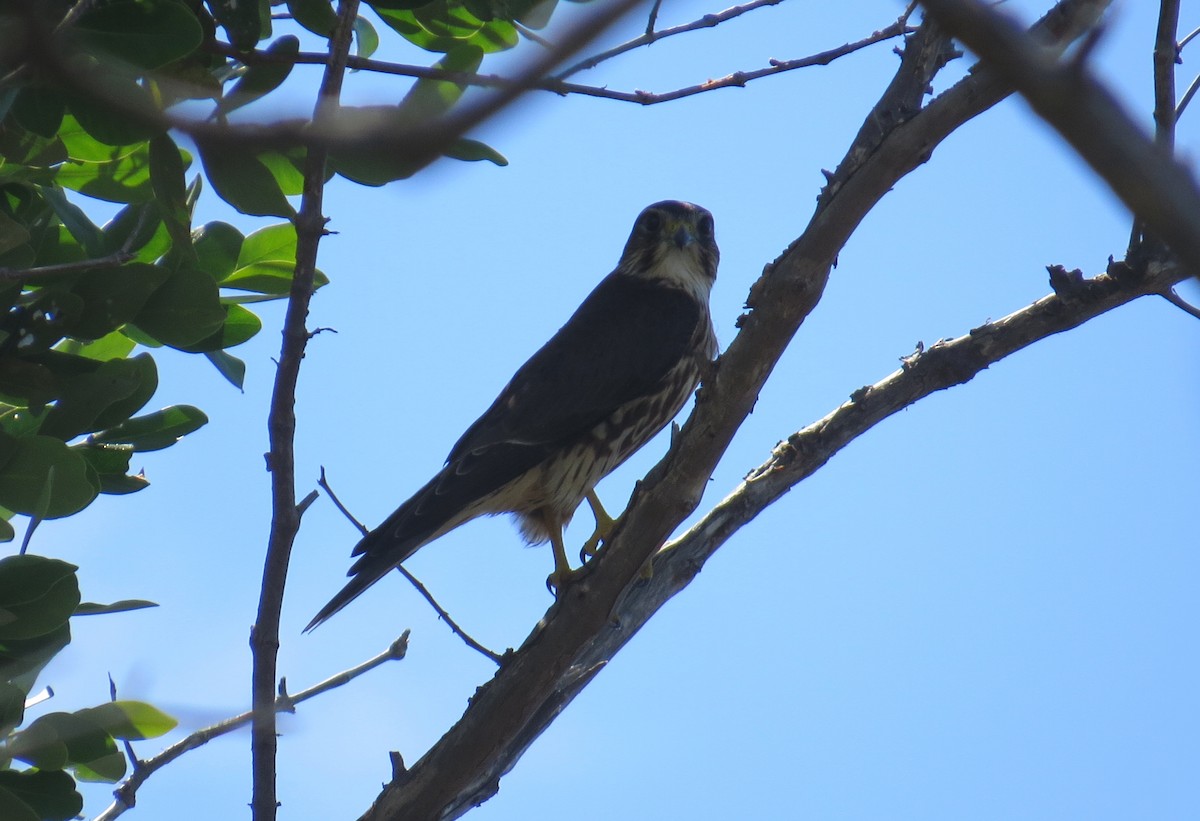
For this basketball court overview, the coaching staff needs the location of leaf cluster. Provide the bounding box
[0,555,172,820]
[0,0,572,817]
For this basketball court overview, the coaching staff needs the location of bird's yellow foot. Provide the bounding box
[547,528,580,595]
[579,490,618,562]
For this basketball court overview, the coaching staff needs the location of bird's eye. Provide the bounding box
[697,214,714,239]
[640,211,662,234]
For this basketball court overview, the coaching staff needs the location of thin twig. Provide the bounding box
[208,18,907,109]
[20,0,646,169]
[1176,71,1200,117]
[0,250,134,282]
[1161,287,1200,319]
[645,0,664,35]
[920,0,1200,279]
[316,468,504,665]
[557,0,785,79]
[94,633,410,821]
[250,2,359,819]
[1180,24,1200,50]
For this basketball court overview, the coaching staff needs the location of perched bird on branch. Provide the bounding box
[306,200,719,631]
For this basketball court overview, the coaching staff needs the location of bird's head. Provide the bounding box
[617,201,719,298]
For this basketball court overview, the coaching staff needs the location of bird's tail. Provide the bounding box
[304,472,456,633]
[304,444,543,632]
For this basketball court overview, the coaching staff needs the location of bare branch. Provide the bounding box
[209,18,907,109]
[317,469,504,664]
[645,0,664,36]
[628,257,1191,621]
[1161,286,1200,319]
[250,2,359,819]
[919,0,1200,276]
[353,4,1115,818]
[94,633,410,821]
[557,0,786,79]
[1153,0,1181,150]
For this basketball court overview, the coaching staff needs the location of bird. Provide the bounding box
[306,200,719,632]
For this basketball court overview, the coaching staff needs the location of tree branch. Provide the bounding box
[250,2,358,820]
[317,468,504,664]
[353,3,1114,819]
[94,633,410,821]
[556,0,786,79]
[208,17,907,109]
[17,0,646,167]
[1153,0,1181,150]
[620,256,1191,628]
[919,0,1200,276]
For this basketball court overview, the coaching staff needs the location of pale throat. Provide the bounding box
[645,246,714,304]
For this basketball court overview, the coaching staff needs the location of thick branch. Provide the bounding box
[94,634,409,821]
[1153,0,1181,150]
[919,0,1200,275]
[355,3,1113,819]
[250,3,358,820]
[617,257,1191,628]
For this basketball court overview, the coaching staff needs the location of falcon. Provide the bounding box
[306,201,719,631]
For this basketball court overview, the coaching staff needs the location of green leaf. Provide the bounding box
[0,517,13,542]
[220,221,325,295]
[328,108,422,184]
[398,44,483,120]
[148,135,191,249]
[217,35,300,115]
[0,435,97,519]
[257,149,309,196]
[92,405,208,452]
[0,555,81,640]
[0,621,70,693]
[11,711,123,781]
[39,187,104,257]
[444,137,508,166]
[56,331,137,362]
[0,680,24,731]
[204,350,246,389]
[102,201,163,256]
[80,701,178,740]
[208,0,264,49]
[175,303,262,352]
[287,0,338,37]
[73,0,204,70]
[64,262,172,341]
[12,87,65,138]
[39,357,154,440]
[354,16,380,59]
[63,74,159,146]
[88,352,157,431]
[193,221,245,280]
[0,785,40,821]
[0,771,82,821]
[74,599,157,616]
[0,211,31,257]
[130,264,226,348]
[198,144,295,217]
[55,150,155,204]
[73,440,132,474]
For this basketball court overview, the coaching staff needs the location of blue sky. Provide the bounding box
[33,1,1200,818]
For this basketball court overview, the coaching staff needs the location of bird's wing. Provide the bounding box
[447,273,703,460]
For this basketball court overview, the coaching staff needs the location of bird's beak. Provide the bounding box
[672,223,695,249]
